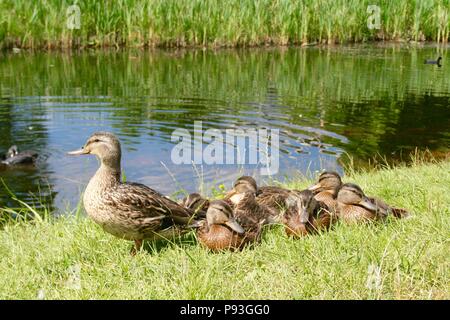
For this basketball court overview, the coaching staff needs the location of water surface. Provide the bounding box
[0,44,449,212]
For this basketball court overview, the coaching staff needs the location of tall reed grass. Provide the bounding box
[0,0,449,49]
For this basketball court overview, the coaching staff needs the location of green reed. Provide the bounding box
[0,0,449,49]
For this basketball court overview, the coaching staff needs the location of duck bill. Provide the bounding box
[299,209,310,224]
[67,148,89,156]
[359,196,379,212]
[225,218,245,234]
[307,183,322,192]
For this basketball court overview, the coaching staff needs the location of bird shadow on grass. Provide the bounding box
[140,232,199,255]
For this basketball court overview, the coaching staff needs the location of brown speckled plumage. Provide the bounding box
[257,186,301,222]
[283,190,333,238]
[197,200,246,251]
[197,225,246,252]
[198,188,273,251]
[70,132,201,253]
[308,171,342,214]
[179,192,210,214]
[336,183,396,223]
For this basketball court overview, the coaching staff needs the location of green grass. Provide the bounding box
[0,0,449,49]
[0,160,449,299]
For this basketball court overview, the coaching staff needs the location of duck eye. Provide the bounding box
[93,139,100,143]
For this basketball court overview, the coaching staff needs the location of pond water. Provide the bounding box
[0,44,449,212]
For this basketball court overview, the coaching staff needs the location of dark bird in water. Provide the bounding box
[1,145,38,165]
[424,56,442,67]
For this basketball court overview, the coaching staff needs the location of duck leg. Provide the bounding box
[130,239,143,256]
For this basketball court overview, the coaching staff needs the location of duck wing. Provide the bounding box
[368,196,410,219]
[257,186,292,209]
[109,182,203,226]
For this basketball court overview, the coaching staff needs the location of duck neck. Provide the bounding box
[91,159,121,190]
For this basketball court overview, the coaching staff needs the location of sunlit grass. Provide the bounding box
[0,0,449,49]
[0,159,448,299]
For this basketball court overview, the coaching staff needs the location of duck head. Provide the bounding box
[226,176,258,205]
[233,176,258,194]
[183,193,209,212]
[337,183,379,212]
[308,171,342,195]
[68,132,121,169]
[6,145,18,158]
[206,200,245,234]
[296,190,318,223]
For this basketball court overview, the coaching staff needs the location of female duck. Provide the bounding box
[68,132,202,254]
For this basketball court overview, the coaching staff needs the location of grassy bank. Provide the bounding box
[0,0,449,49]
[0,160,449,299]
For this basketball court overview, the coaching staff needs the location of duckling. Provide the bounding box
[256,185,301,222]
[224,175,279,223]
[68,132,202,255]
[234,190,274,229]
[307,171,342,212]
[336,183,387,223]
[196,200,245,251]
[223,175,258,205]
[337,183,410,223]
[283,190,333,237]
[180,192,210,214]
[1,145,38,165]
[424,56,442,67]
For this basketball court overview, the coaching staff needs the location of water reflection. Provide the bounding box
[0,96,56,209]
[0,44,448,212]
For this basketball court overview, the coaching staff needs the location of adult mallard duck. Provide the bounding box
[197,200,245,251]
[308,171,342,212]
[283,190,333,237]
[1,145,38,166]
[336,183,409,223]
[68,132,202,254]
